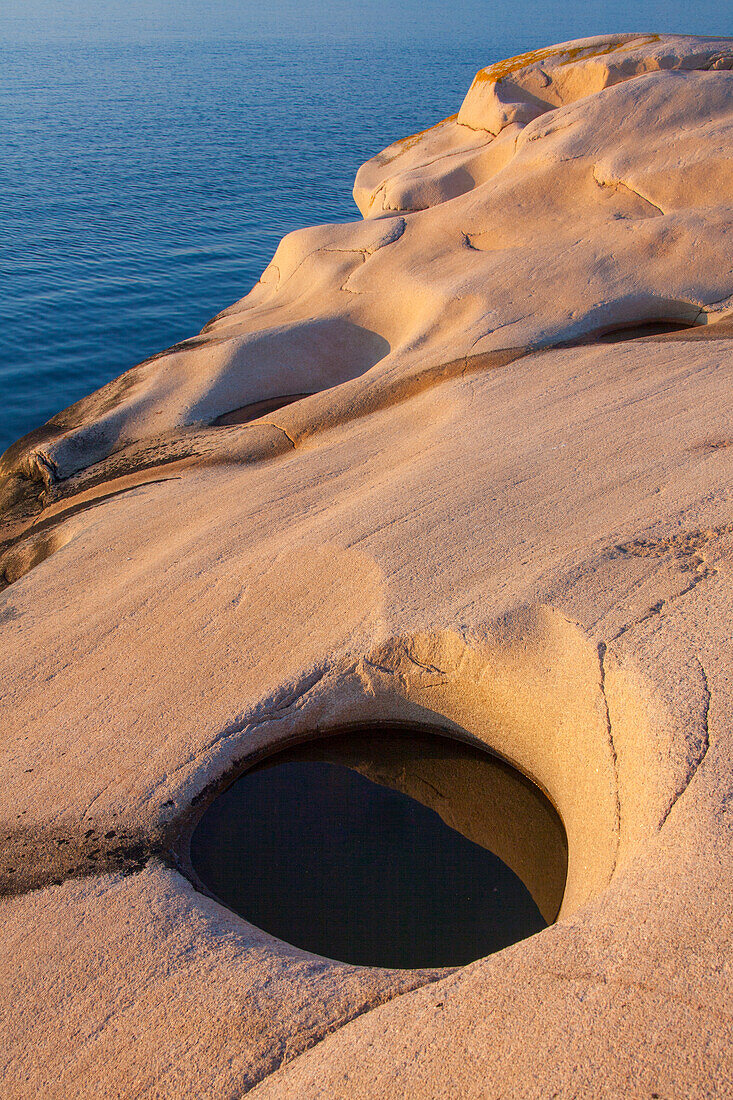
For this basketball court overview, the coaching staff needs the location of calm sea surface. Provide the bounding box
[0,38,535,454]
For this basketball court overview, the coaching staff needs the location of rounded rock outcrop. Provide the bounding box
[1,32,732,1100]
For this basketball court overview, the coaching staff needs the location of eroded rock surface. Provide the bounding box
[1,32,732,1099]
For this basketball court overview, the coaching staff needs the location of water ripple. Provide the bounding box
[0,39,522,451]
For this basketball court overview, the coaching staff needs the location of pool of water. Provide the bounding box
[190,727,567,969]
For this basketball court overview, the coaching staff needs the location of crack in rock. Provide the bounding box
[538,963,731,1023]
[602,525,731,643]
[592,164,666,216]
[242,966,455,1095]
[657,656,711,829]
[610,566,716,643]
[265,423,297,448]
[598,641,621,879]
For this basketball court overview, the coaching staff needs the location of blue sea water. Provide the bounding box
[0,38,537,455]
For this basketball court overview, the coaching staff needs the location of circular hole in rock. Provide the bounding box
[190,725,568,969]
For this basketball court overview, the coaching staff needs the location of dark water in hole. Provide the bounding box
[190,728,567,969]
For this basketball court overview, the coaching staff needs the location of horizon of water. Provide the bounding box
[0,38,529,455]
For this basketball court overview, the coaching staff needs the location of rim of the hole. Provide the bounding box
[171,719,569,959]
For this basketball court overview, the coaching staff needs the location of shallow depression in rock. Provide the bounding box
[596,319,697,342]
[189,727,568,968]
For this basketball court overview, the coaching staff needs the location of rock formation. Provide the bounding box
[1,32,732,1098]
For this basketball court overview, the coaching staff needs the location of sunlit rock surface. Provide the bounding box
[1,32,732,1099]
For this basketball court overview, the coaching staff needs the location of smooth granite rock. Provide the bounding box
[1,32,732,1099]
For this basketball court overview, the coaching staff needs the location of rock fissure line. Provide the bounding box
[344,502,431,551]
[702,289,733,309]
[591,165,666,216]
[597,641,622,879]
[263,246,325,296]
[359,656,399,677]
[266,423,297,449]
[389,137,493,178]
[32,448,60,490]
[402,648,450,677]
[256,262,281,291]
[368,179,388,212]
[537,964,732,1023]
[272,219,407,295]
[82,776,122,823]
[243,967,457,1097]
[456,118,502,138]
[467,313,532,345]
[338,251,368,293]
[610,564,717,643]
[657,655,712,830]
[413,775,446,800]
[584,559,669,637]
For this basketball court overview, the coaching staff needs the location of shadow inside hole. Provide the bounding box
[596,319,696,342]
[212,393,313,426]
[190,726,568,969]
